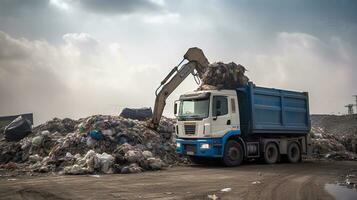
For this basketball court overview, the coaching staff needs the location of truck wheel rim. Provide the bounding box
[228,148,239,161]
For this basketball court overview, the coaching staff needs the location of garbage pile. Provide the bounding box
[198,62,249,90]
[310,114,357,161]
[0,114,188,175]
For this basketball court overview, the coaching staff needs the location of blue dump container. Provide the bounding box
[237,82,311,137]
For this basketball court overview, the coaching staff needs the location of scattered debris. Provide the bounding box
[329,171,357,191]
[164,192,174,195]
[324,151,357,161]
[252,181,261,184]
[89,174,101,178]
[220,188,232,192]
[208,194,219,200]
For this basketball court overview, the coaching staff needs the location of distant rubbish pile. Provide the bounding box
[310,114,357,161]
[198,62,249,90]
[0,114,188,175]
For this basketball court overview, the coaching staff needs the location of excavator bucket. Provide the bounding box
[183,47,209,78]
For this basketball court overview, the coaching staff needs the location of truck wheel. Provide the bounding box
[287,142,301,163]
[222,140,243,167]
[264,143,279,164]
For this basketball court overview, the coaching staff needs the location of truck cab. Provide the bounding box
[176,90,239,139]
[175,90,244,165]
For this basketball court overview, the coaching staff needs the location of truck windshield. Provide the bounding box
[178,98,209,119]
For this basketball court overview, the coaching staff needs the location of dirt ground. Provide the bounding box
[0,161,356,200]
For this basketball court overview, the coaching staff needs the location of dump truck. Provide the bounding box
[175,82,311,166]
[150,47,311,166]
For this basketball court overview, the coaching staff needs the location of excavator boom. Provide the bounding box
[149,47,209,129]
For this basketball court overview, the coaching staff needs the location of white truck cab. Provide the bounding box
[175,90,240,139]
[175,90,245,164]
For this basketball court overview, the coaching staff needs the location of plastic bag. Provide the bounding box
[4,116,32,141]
[120,107,153,121]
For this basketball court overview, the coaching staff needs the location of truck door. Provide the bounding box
[210,96,232,137]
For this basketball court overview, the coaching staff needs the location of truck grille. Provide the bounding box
[184,124,196,135]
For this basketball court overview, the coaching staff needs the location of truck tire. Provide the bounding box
[264,143,279,164]
[222,140,243,167]
[287,142,301,163]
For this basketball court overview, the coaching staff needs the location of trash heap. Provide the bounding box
[0,114,188,175]
[198,62,249,90]
[310,114,357,161]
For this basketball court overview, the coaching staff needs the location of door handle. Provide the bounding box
[226,120,231,125]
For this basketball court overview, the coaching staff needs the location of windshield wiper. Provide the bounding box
[188,114,203,118]
[179,114,204,119]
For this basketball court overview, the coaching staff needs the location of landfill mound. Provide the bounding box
[198,62,249,90]
[310,114,357,160]
[0,115,188,175]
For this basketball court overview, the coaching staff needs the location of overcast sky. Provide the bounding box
[0,0,357,124]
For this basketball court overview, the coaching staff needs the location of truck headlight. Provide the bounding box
[200,143,210,149]
[176,143,181,148]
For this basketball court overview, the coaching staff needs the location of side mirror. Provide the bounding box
[174,101,179,116]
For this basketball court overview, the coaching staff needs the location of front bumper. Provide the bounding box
[176,138,223,157]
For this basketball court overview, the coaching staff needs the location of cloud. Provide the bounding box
[242,32,357,114]
[142,13,180,24]
[0,31,161,124]
[0,0,47,17]
[28,0,166,15]
[78,0,164,15]
[62,33,99,54]
[49,0,75,11]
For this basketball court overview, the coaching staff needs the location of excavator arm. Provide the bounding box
[149,47,209,129]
